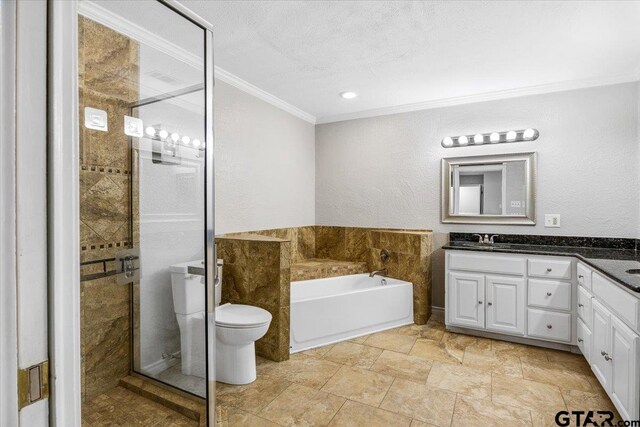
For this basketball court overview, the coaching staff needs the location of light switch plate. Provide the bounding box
[124,116,143,137]
[84,107,108,131]
[544,214,561,228]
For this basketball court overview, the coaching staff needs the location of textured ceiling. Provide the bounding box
[183,1,640,122]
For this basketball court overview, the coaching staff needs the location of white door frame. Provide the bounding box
[48,0,82,425]
[0,0,19,424]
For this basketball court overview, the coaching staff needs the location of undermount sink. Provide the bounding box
[627,269,640,276]
[455,242,516,249]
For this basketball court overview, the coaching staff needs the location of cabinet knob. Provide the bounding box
[487,302,492,306]
[578,275,584,279]
[547,324,553,329]
[546,292,552,296]
[546,268,553,273]
[578,338,583,343]
[605,355,613,362]
[478,301,483,305]
[601,350,607,356]
[578,303,584,307]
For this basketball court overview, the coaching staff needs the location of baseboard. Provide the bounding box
[142,352,180,376]
[431,306,445,316]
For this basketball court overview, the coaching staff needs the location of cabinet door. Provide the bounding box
[486,275,525,335]
[448,272,485,329]
[610,315,640,420]
[577,318,592,363]
[591,299,612,391]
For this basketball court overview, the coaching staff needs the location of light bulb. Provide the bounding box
[158,129,168,139]
[442,137,453,147]
[171,133,180,142]
[458,135,469,145]
[473,134,484,144]
[523,128,536,140]
[192,139,201,148]
[181,135,191,145]
[339,91,357,99]
[145,126,156,137]
[506,131,517,141]
[489,132,500,143]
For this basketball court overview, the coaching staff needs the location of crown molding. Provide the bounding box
[316,73,640,124]
[77,0,316,124]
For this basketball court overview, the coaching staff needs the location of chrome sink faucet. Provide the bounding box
[472,234,499,245]
[369,268,388,278]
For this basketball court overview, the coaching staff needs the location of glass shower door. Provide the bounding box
[77,0,214,424]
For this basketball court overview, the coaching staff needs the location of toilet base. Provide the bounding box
[215,339,257,385]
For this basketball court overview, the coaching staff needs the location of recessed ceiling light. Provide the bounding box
[339,91,357,99]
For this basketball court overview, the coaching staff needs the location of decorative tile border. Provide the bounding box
[81,240,130,252]
[81,164,130,175]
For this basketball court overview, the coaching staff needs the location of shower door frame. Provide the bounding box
[48,1,216,426]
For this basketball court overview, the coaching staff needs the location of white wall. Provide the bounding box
[316,83,640,238]
[215,80,316,234]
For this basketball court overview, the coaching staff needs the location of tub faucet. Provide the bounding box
[369,268,388,278]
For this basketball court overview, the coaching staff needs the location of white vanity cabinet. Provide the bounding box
[446,251,566,341]
[446,249,640,420]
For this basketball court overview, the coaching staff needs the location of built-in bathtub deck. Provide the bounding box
[290,258,368,281]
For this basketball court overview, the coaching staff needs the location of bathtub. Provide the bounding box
[290,274,414,353]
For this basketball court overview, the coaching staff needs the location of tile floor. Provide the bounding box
[217,312,622,427]
[83,313,622,426]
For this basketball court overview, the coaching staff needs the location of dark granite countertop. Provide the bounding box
[443,241,640,293]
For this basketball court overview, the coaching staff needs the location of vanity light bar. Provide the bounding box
[144,126,204,150]
[441,128,539,148]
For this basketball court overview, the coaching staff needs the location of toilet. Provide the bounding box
[170,259,272,385]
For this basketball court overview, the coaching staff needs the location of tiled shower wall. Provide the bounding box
[78,17,139,401]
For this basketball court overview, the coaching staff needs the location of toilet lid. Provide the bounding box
[215,304,272,328]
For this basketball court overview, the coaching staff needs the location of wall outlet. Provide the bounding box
[544,214,561,228]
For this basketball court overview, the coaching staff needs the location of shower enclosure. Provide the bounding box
[73,0,215,424]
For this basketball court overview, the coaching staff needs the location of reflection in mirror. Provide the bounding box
[442,152,536,225]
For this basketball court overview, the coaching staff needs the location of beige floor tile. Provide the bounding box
[409,420,437,427]
[562,389,621,420]
[441,331,492,352]
[369,350,433,383]
[409,338,463,364]
[227,408,282,427]
[328,400,411,427]
[323,341,383,369]
[256,353,341,389]
[426,362,491,400]
[462,347,523,377]
[348,335,369,344]
[321,366,394,407]
[395,323,445,341]
[216,375,291,414]
[259,383,345,426]
[451,395,532,427]
[521,357,593,392]
[492,374,566,413]
[363,331,418,354]
[300,344,334,358]
[491,340,549,360]
[379,379,456,427]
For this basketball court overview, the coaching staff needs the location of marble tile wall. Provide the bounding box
[78,16,139,401]
[216,235,291,362]
[290,259,368,281]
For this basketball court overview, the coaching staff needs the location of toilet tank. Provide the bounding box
[170,259,224,315]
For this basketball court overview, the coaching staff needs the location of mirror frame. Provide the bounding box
[441,152,537,225]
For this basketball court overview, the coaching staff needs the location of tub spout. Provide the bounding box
[369,268,388,278]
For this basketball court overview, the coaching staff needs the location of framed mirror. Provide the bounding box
[441,152,537,225]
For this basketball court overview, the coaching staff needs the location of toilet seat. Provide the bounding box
[215,304,272,329]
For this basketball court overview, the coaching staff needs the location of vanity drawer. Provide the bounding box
[527,308,572,342]
[448,251,525,276]
[577,318,592,363]
[528,258,572,280]
[577,263,593,291]
[577,286,593,328]
[528,279,571,311]
[592,272,639,331]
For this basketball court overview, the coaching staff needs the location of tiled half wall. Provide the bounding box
[217,226,433,362]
